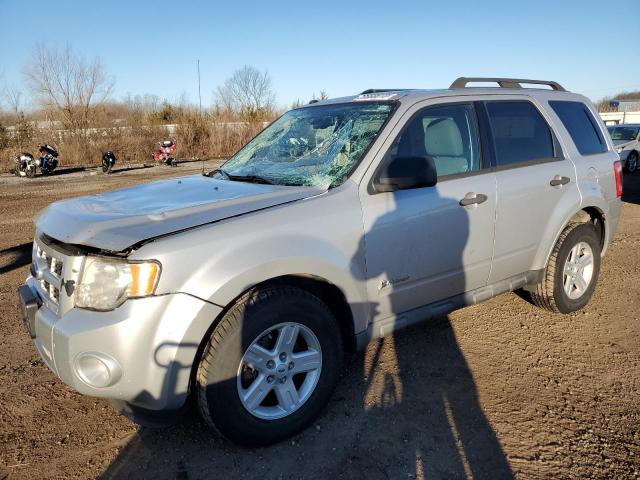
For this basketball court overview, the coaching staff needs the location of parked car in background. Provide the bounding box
[607,124,640,173]
[19,77,621,446]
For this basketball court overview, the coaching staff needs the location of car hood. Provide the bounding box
[36,175,325,252]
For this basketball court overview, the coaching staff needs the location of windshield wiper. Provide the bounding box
[227,174,274,185]
[205,168,274,185]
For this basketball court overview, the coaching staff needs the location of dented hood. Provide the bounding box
[36,175,324,251]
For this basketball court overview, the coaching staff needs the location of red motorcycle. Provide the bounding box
[151,140,177,166]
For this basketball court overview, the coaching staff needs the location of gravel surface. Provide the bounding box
[0,163,639,479]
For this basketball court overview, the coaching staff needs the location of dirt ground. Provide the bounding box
[0,162,639,480]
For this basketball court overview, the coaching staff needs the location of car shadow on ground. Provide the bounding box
[99,316,513,480]
[0,242,32,275]
[622,171,640,205]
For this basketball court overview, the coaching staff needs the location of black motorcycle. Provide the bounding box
[101,151,117,173]
[13,152,37,177]
[38,144,59,175]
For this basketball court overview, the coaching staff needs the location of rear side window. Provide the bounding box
[549,101,607,155]
[485,101,555,167]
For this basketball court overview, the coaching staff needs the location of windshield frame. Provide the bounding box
[217,100,400,188]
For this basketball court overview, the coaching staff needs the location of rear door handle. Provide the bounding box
[550,175,570,187]
[459,192,488,206]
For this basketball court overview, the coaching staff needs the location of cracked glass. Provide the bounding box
[217,102,395,188]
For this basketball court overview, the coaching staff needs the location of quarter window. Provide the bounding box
[549,101,607,155]
[388,104,481,177]
[486,101,555,167]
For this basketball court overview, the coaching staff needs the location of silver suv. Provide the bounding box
[18,77,622,446]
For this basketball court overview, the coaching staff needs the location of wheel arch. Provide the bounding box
[188,273,358,398]
[537,205,607,272]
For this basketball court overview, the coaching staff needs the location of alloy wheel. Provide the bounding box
[237,322,322,420]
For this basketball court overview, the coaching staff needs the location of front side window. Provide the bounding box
[486,101,556,167]
[218,102,394,188]
[549,101,607,155]
[608,125,640,142]
[387,103,481,177]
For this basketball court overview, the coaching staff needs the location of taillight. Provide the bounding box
[614,160,623,197]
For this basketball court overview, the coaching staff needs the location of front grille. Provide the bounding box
[31,236,84,316]
[34,242,65,309]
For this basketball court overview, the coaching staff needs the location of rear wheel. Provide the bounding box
[530,222,601,313]
[626,151,638,173]
[196,286,343,446]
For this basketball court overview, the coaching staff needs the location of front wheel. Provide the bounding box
[626,151,638,173]
[196,286,343,446]
[530,222,601,313]
[102,160,112,173]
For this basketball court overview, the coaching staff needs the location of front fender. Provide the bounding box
[194,232,368,329]
[130,183,369,336]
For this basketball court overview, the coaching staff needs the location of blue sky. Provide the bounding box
[1,0,638,108]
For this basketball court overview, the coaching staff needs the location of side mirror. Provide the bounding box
[374,156,438,192]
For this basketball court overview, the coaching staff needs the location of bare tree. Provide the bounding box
[216,65,275,120]
[24,43,114,131]
[3,84,23,118]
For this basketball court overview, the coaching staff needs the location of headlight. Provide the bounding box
[75,257,161,311]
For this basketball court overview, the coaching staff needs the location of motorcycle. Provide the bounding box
[13,152,37,177]
[38,144,59,175]
[151,140,177,166]
[101,151,117,173]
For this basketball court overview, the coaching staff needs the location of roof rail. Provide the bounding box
[450,77,566,91]
[360,89,408,94]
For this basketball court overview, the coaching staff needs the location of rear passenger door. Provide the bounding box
[480,99,580,284]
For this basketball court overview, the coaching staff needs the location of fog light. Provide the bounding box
[75,352,122,388]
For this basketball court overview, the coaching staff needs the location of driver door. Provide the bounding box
[360,101,497,324]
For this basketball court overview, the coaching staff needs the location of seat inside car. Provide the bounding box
[424,118,469,176]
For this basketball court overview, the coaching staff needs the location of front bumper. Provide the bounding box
[20,278,222,410]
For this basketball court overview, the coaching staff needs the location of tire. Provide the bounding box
[102,161,112,173]
[196,286,343,447]
[530,222,601,313]
[626,151,638,173]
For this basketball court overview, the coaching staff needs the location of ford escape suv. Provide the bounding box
[18,77,622,446]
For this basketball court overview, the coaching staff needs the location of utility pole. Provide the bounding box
[197,59,202,118]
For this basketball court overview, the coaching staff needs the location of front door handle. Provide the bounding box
[550,175,570,187]
[459,192,488,207]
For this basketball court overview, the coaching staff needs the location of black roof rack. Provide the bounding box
[450,77,566,92]
[360,89,409,94]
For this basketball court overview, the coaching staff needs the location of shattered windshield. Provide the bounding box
[608,126,640,141]
[216,102,395,188]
